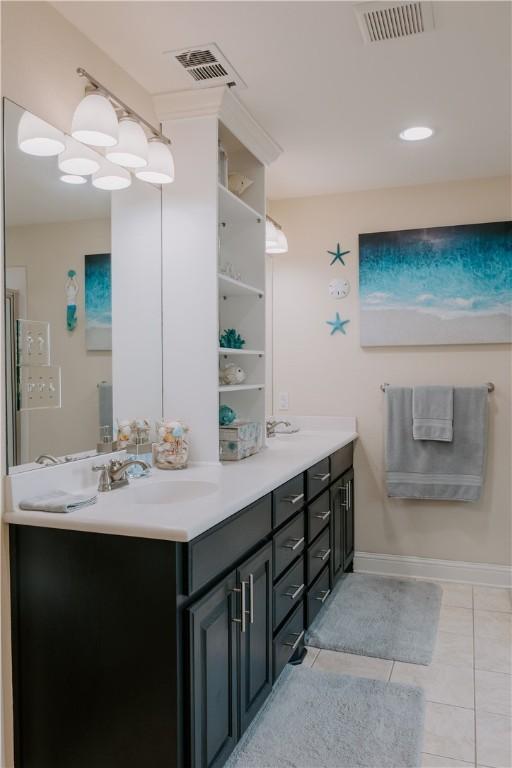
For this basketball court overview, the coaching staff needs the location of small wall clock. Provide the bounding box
[328,278,351,299]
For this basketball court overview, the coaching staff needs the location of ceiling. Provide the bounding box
[5,101,110,227]
[53,1,511,199]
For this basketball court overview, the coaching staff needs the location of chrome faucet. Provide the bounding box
[35,454,61,465]
[92,458,151,492]
[266,419,291,438]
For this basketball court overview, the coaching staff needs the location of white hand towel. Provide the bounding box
[19,490,97,513]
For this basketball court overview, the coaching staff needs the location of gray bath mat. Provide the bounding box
[306,573,442,665]
[225,665,425,768]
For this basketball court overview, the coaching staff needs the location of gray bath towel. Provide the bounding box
[19,490,98,513]
[413,385,453,441]
[386,386,488,501]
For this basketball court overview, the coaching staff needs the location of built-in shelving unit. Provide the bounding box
[158,86,280,463]
[218,121,267,454]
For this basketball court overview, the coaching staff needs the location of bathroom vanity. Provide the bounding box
[7,431,356,768]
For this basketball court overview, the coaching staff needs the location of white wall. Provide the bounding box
[269,176,511,567]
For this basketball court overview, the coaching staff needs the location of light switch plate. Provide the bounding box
[17,319,51,366]
[278,391,289,410]
[19,366,61,410]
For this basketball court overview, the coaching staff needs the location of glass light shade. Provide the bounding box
[58,138,100,176]
[135,139,174,184]
[106,117,148,168]
[60,174,87,185]
[399,126,434,141]
[266,228,288,254]
[265,219,279,251]
[71,93,119,147]
[92,160,131,191]
[18,111,66,156]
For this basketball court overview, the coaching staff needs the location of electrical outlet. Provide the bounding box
[17,319,51,366]
[278,391,289,410]
[19,366,61,410]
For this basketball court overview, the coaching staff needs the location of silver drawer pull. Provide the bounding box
[314,547,331,562]
[313,510,331,521]
[284,583,304,600]
[283,493,304,505]
[313,473,330,482]
[314,589,331,604]
[283,536,305,551]
[284,629,305,651]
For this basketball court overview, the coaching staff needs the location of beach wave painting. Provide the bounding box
[85,253,112,351]
[359,221,512,346]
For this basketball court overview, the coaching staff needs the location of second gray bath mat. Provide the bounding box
[306,573,442,665]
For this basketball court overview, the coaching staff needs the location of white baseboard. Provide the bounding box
[354,551,512,588]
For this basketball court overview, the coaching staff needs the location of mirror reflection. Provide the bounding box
[4,99,163,471]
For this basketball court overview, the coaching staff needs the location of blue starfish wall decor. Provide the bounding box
[328,243,350,266]
[326,312,350,335]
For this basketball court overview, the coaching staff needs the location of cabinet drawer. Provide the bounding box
[306,565,330,628]
[273,557,305,630]
[330,443,353,482]
[187,495,272,594]
[306,458,331,501]
[273,602,304,682]
[273,474,305,528]
[307,527,331,586]
[307,490,331,543]
[273,512,305,582]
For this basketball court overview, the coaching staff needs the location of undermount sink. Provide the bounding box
[131,480,219,505]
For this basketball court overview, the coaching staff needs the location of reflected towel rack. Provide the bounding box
[380,382,495,393]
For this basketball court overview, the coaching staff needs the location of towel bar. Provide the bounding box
[380,382,494,393]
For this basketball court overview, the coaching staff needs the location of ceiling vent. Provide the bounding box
[354,1,435,43]
[164,43,246,90]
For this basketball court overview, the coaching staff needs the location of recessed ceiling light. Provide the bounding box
[60,174,87,185]
[399,126,434,142]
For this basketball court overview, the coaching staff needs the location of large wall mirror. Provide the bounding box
[3,98,163,472]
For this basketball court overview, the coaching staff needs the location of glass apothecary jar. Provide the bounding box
[153,420,189,470]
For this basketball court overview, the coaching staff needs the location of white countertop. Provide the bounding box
[3,428,357,542]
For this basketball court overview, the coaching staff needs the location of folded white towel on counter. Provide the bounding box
[19,490,98,514]
[413,385,453,442]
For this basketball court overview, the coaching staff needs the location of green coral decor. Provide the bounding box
[219,328,246,349]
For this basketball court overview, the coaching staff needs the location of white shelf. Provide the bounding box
[218,348,264,356]
[218,182,264,226]
[218,384,265,393]
[218,273,264,298]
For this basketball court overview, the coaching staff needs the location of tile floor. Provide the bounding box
[304,582,512,768]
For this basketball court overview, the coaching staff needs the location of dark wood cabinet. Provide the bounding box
[237,543,273,734]
[189,572,239,768]
[188,542,273,767]
[330,468,355,585]
[343,468,355,572]
[10,442,354,768]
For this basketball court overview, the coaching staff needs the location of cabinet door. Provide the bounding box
[330,477,345,582]
[188,572,239,768]
[343,468,355,571]
[237,542,273,734]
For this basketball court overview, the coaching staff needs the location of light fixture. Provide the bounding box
[266,218,288,254]
[106,117,148,169]
[399,126,434,142]
[17,111,66,156]
[58,138,100,176]
[71,92,119,148]
[135,138,175,184]
[92,159,131,190]
[265,219,279,250]
[267,228,288,254]
[60,174,87,185]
